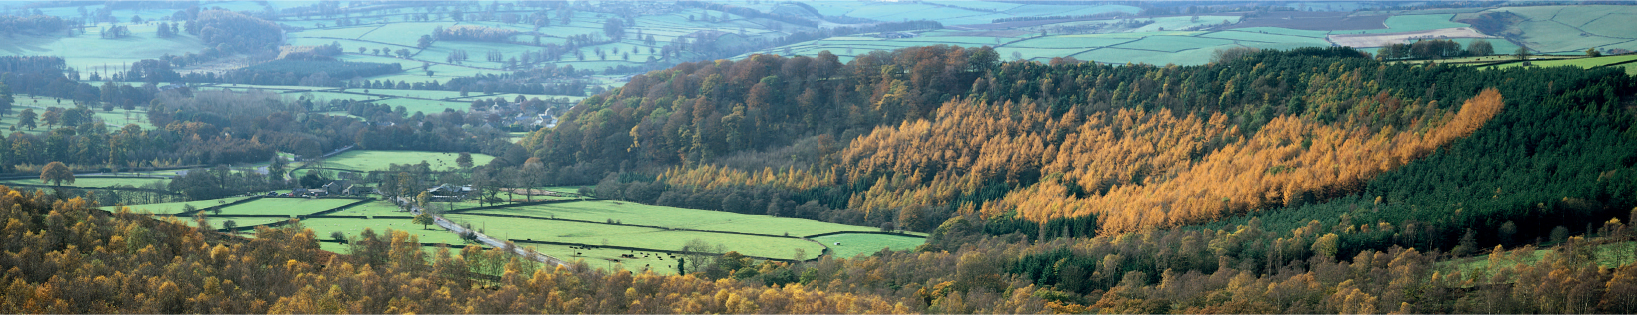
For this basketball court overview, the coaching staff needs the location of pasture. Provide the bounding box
[284,217,470,245]
[215,197,361,216]
[107,196,253,215]
[466,200,880,237]
[441,213,828,261]
[312,150,496,172]
[1481,5,1637,53]
[1481,54,1637,71]
[812,233,928,259]
[0,176,168,188]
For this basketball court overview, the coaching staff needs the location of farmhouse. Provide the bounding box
[428,184,475,202]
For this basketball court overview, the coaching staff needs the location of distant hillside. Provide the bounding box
[527,44,1637,258]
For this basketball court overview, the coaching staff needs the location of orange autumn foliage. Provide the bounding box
[983,88,1504,233]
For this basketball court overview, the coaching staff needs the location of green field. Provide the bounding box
[312,150,496,172]
[285,217,469,246]
[328,200,411,217]
[1112,35,1237,52]
[442,213,827,260]
[812,233,928,258]
[0,23,209,71]
[107,196,254,215]
[1482,5,1637,53]
[0,176,167,188]
[1444,240,1637,278]
[179,216,293,230]
[468,200,880,236]
[1482,54,1637,70]
[216,198,360,216]
[370,98,473,115]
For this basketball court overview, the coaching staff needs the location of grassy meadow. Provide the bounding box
[812,233,929,259]
[311,150,496,172]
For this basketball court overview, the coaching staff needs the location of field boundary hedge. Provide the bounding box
[449,212,809,239]
[6,184,180,195]
[173,196,265,216]
[507,239,820,263]
[803,230,926,239]
[302,198,379,217]
[441,199,593,214]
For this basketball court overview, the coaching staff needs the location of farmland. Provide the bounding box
[184,194,926,274]
[464,200,880,236]
[106,196,254,215]
[0,176,167,188]
[213,197,362,216]
[311,150,496,172]
[1477,53,1637,71]
[812,233,928,259]
[1476,5,1637,54]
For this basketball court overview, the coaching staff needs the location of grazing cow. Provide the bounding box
[834,242,841,245]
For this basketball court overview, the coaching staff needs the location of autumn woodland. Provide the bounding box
[4,39,1637,314]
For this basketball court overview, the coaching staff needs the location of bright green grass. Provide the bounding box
[1005,36,1136,49]
[1578,12,1637,39]
[288,26,381,41]
[1002,4,1133,17]
[841,3,953,19]
[0,176,167,188]
[532,245,674,274]
[1513,20,1630,53]
[0,24,208,71]
[290,217,469,245]
[218,198,359,216]
[1127,16,1241,33]
[315,150,496,172]
[1348,14,1467,34]
[811,233,927,258]
[542,186,585,194]
[362,22,459,46]
[1444,241,1637,278]
[358,88,470,100]
[469,200,879,237]
[331,54,417,68]
[90,109,156,129]
[924,0,1025,12]
[442,213,827,260]
[370,98,473,115]
[1201,30,1333,44]
[204,83,328,91]
[328,200,410,217]
[1073,47,1202,65]
[993,46,1100,61]
[1486,54,1637,70]
[1225,27,1333,38]
[1111,35,1237,52]
[294,91,376,102]
[106,196,253,215]
[191,217,292,229]
[1442,38,1525,58]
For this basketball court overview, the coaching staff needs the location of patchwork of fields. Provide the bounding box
[126,191,925,274]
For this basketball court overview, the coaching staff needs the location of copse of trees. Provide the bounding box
[1376,39,1497,60]
[432,25,518,42]
[0,14,66,36]
[195,9,283,54]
